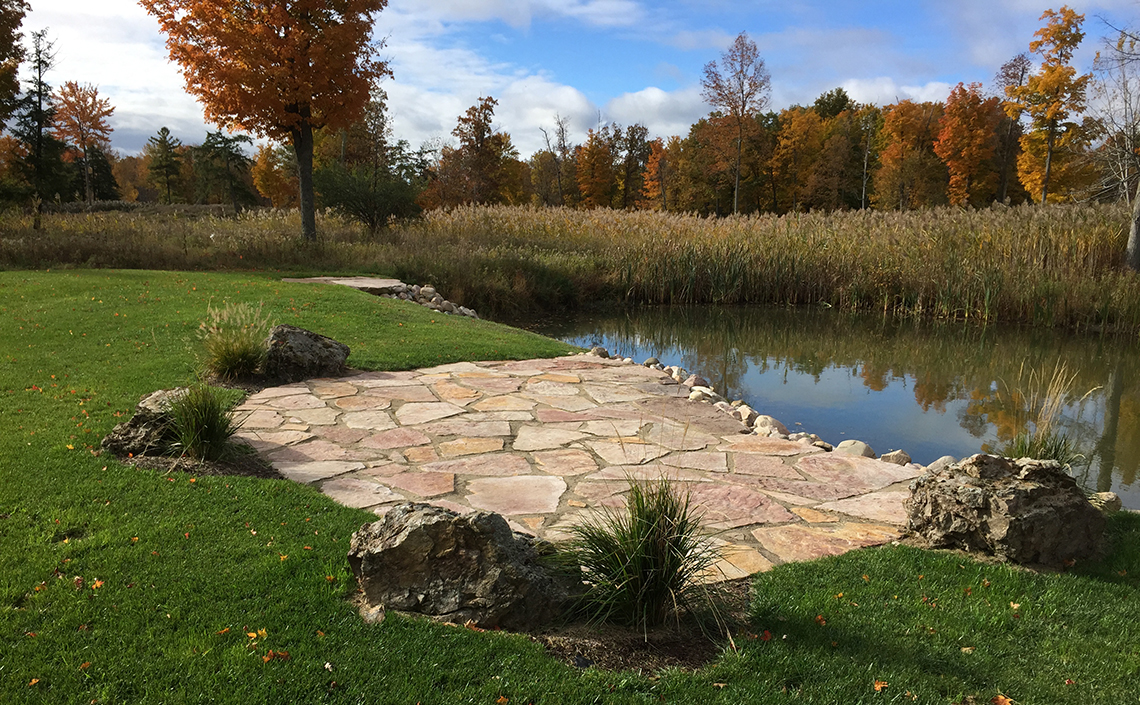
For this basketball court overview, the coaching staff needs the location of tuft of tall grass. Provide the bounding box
[560,475,720,632]
[198,300,272,380]
[167,384,242,461]
[996,361,1098,467]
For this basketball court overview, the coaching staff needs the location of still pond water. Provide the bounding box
[514,305,1140,510]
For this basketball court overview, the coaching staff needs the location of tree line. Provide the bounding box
[1,2,1138,251]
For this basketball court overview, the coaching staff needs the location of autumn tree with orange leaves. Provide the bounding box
[934,83,1002,206]
[53,81,114,206]
[141,0,390,240]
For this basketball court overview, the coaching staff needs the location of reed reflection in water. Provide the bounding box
[518,305,1140,510]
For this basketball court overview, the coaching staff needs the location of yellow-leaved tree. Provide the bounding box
[1005,6,1095,204]
[140,0,390,240]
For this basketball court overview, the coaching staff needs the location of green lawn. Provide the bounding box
[1,269,1137,704]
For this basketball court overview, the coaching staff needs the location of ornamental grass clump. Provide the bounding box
[996,361,1098,468]
[198,301,272,380]
[168,384,241,461]
[562,475,721,632]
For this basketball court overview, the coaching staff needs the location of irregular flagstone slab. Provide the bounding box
[796,454,923,491]
[584,465,712,483]
[310,381,358,398]
[362,386,437,402]
[265,394,328,410]
[288,407,340,426]
[660,451,728,472]
[351,370,419,383]
[471,395,534,411]
[439,437,504,457]
[235,430,314,451]
[579,419,646,437]
[380,471,455,498]
[524,380,582,396]
[455,411,535,422]
[816,490,912,525]
[359,462,407,477]
[756,488,824,507]
[581,384,652,404]
[414,420,511,437]
[708,543,775,580]
[733,454,801,478]
[268,440,352,463]
[394,402,465,425]
[644,422,717,451]
[334,395,389,411]
[750,477,865,502]
[320,476,403,509]
[573,482,628,502]
[791,506,839,523]
[751,523,902,564]
[466,476,567,515]
[534,408,595,423]
[534,373,581,384]
[237,410,284,429]
[577,366,667,382]
[586,439,669,465]
[421,453,532,477]
[513,425,589,452]
[634,397,749,436]
[312,426,368,445]
[532,449,598,476]
[459,378,525,395]
[274,460,364,484]
[361,427,431,450]
[355,378,423,389]
[417,361,486,375]
[343,410,398,431]
[402,446,440,464]
[688,484,797,529]
[246,384,309,400]
[454,370,513,378]
[497,359,560,373]
[631,382,689,397]
[432,380,482,405]
[719,436,821,456]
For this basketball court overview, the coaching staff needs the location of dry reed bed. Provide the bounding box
[1,203,1137,332]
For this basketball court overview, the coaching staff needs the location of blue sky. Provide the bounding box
[23,0,1138,155]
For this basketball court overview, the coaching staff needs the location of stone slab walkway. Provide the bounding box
[235,355,924,581]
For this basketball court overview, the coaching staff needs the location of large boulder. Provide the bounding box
[262,325,349,383]
[347,503,574,631]
[905,454,1105,568]
[101,388,187,457]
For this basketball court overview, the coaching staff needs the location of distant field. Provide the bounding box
[2,202,1138,332]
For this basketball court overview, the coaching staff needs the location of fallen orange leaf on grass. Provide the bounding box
[815,614,826,626]
[761,630,772,641]
[991,695,1013,705]
[496,696,509,704]
[80,662,90,670]
[92,580,104,589]
[873,679,888,692]
[216,628,229,635]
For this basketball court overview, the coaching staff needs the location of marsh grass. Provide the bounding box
[3,203,1139,330]
[167,383,242,461]
[198,300,273,380]
[561,475,721,633]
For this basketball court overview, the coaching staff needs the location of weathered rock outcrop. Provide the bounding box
[905,454,1105,568]
[347,503,574,631]
[101,388,187,457]
[262,325,349,383]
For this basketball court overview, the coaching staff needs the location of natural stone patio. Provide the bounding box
[235,355,925,581]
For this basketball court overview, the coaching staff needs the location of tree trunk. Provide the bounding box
[292,121,317,241]
[1040,123,1055,205]
[83,145,94,208]
[733,120,742,215]
[1128,177,1140,271]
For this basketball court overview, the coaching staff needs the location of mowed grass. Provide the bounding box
[1,269,1138,704]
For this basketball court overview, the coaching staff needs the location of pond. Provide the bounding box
[511,305,1140,510]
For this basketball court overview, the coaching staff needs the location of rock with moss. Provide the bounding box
[101,388,188,457]
[905,454,1105,568]
[262,325,349,383]
[348,503,576,631]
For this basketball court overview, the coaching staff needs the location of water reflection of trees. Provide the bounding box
[539,305,1138,486]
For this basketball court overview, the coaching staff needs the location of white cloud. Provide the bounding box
[605,86,706,139]
[840,77,954,106]
[390,0,645,30]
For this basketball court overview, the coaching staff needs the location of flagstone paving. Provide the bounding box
[235,354,925,581]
